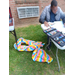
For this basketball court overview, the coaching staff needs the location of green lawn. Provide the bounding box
[9,25,65,75]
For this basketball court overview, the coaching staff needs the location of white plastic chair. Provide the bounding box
[9,7,17,43]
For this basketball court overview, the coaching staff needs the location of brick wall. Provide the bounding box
[9,0,65,27]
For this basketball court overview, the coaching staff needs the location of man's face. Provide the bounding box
[51,5,58,14]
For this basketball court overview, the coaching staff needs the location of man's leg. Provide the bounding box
[47,36,51,50]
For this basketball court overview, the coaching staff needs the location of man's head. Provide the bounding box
[51,0,58,14]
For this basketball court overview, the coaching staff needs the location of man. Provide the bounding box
[39,0,65,50]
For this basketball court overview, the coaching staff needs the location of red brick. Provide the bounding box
[9,0,65,26]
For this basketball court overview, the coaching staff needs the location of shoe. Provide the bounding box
[46,46,51,51]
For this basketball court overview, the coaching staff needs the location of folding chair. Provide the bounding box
[9,7,17,43]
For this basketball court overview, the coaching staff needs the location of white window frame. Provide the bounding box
[17,6,39,19]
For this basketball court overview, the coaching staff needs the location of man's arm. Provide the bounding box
[39,7,47,24]
[59,7,65,25]
[39,7,49,27]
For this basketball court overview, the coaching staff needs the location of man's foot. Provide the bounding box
[46,46,51,51]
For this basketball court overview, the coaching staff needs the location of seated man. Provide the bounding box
[39,0,65,50]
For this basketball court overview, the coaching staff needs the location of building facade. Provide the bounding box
[9,0,65,27]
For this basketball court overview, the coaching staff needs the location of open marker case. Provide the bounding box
[43,27,65,47]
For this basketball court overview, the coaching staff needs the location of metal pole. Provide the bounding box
[14,29,17,44]
[45,36,60,71]
[10,29,17,44]
[56,48,60,72]
[45,37,51,50]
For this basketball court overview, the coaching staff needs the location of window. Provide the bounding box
[17,6,39,19]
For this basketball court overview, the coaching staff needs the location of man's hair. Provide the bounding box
[51,0,58,7]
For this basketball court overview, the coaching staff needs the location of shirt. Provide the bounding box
[50,10,56,22]
[39,5,65,24]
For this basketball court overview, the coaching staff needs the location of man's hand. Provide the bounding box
[44,21,49,27]
[64,23,65,27]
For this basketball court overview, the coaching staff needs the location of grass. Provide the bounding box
[9,25,65,75]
